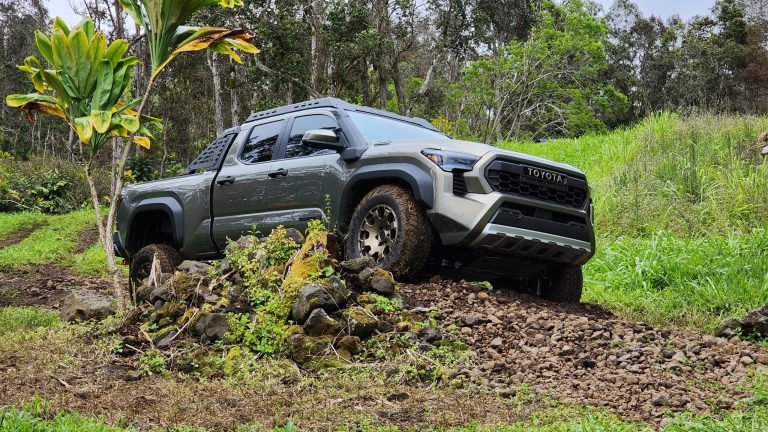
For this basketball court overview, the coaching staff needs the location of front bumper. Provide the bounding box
[426,152,595,266]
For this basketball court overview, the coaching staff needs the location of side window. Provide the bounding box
[240,120,283,164]
[284,115,340,159]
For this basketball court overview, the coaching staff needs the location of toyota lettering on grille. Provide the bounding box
[523,166,568,185]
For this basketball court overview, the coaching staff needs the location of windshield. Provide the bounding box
[347,111,448,142]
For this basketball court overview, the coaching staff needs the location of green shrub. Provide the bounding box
[0,156,110,214]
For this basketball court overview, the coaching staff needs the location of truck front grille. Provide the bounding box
[486,160,588,209]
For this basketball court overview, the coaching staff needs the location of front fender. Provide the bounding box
[343,163,435,209]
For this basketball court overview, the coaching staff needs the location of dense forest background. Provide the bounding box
[2,0,768,185]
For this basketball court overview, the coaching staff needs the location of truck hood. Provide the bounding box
[381,139,586,177]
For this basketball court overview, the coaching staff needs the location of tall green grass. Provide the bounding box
[584,230,768,333]
[501,113,768,236]
[502,113,768,331]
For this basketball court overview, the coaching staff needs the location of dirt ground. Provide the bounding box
[0,226,765,430]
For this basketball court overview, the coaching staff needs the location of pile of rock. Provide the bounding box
[403,279,768,423]
[287,256,399,364]
[116,231,408,368]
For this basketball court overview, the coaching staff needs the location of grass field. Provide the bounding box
[0,210,118,277]
[502,113,768,332]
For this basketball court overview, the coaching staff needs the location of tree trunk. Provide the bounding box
[230,61,240,127]
[392,61,407,115]
[207,51,224,136]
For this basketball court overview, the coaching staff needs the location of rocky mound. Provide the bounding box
[404,279,768,423]
[110,226,454,374]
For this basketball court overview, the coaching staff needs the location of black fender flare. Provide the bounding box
[126,197,184,250]
[342,163,435,211]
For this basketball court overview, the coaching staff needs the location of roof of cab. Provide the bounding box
[245,97,440,132]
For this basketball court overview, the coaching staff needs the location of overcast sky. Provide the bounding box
[594,0,717,20]
[47,0,719,27]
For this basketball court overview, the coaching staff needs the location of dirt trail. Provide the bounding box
[404,279,767,424]
[0,222,47,250]
[0,268,112,309]
[75,226,101,254]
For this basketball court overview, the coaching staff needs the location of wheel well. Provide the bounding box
[126,210,176,254]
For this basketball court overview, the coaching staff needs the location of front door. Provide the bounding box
[212,119,284,249]
[264,113,346,232]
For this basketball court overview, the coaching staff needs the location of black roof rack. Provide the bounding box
[245,97,439,132]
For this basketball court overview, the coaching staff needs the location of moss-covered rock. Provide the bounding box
[341,307,379,339]
[287,334,333,364]
[369,268,396,294]
[303,308,342,336]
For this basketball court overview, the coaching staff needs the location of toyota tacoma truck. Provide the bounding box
[115,98,595,302]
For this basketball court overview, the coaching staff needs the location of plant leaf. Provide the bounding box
[152,27,258,79]
[120,114,140,133]
[74,116,93,143]
[92,60,114,111]
[133,136,151,149]
[118,0,144,26]
[90,110,112,134]
[35,31,54,65]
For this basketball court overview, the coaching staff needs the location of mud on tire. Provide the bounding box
[542,264,583,303]
[345,185,432,278]
[129,244,183,303]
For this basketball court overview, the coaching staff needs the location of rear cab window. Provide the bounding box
[239,120,284,164]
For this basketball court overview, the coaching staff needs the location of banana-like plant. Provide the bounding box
[117,0,260,80]
[5,18,159,155]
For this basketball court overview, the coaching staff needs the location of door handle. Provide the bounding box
[216,175,235,186]
[268,168,288,178]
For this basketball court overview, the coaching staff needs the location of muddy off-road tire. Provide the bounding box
[542,265,583,303]
[129,244,183,303]
[346,185,432,278]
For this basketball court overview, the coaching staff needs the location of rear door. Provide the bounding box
[263,112,346,232]
[211,119,285,248]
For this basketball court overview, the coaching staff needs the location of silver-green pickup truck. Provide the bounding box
[115,98,594,302]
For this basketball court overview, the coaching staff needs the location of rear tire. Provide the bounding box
[542,265,583,303]
[129,244,183,303]
[345,185,432,278]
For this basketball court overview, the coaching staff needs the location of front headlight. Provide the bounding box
[421,149,480,172]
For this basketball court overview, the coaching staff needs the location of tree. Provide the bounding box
[6,0,259,307]
[6,18,157,275]
[448,0,628,141]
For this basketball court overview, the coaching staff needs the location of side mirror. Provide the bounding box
[302,129,344,152]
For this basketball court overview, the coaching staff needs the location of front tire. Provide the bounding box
[541,265,583,303]
[345,185,432,278]
[129,244,183,303]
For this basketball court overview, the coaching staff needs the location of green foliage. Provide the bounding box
[585,230,768,334]
[138,349,168,376]
[224,227,302,354]
[305,219,327,237]
[117,0,259,79]
[0,156,111,214]
[5,18,157,154]
[368,293,401,313]
[449,0,627,141]
[0,398,126,432]
[124,154,157,183]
